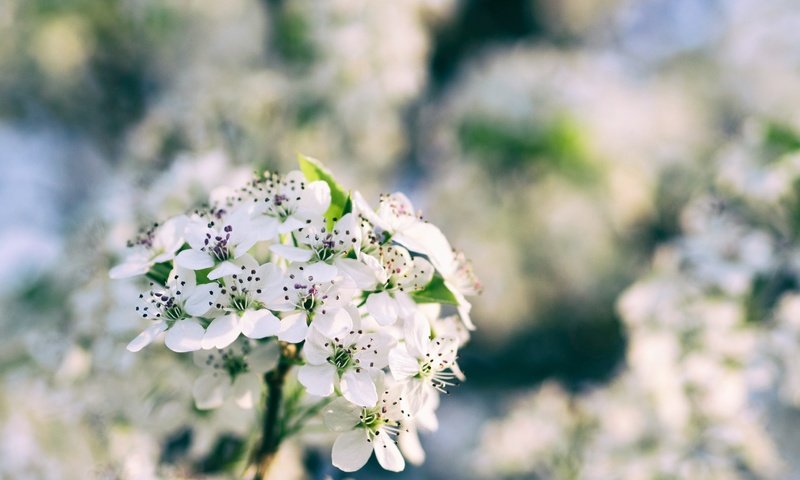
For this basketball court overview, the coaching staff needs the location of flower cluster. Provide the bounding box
[109,155,479,473]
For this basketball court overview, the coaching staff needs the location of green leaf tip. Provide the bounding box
[411,273,459,305]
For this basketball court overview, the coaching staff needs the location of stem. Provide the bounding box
[253,342,296,479]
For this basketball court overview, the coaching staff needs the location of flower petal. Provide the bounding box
[303,326,332,365]
[332,430,373,473]
[300,262,338,284]
[247,341,281,372]
[207,260,240,280]
[202,314,242,349]
[324,398,363,432]
[192,372,230,410]
[297,364,337,397]
[388,345,420,381]
[231,372,261,409]
[341,370,378,407]
[278,312,308,343]
[313,308,353,338]
[126,321,167,352]
[184,283,220,317]
[298,180,332,217]
[164,319,205,352]
[153,215,188,256]
[334,257,376,290]
[374,429,406,472]
[398,424,425,466]
[109,258,150,279]
[240,309,280,339]
[365,291,398,326]
[175,249,214,270]
[278,215,305,234]
[270,244,313,262]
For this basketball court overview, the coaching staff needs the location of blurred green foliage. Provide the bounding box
[458,115,594,180]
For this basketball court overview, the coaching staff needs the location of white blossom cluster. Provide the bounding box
[474,120,800,479]
[109,155,479,473]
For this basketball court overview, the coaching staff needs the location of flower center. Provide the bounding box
[203,225,233,262]
[329,344,354,373]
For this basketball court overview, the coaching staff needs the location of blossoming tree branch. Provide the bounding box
[109,155,481,477]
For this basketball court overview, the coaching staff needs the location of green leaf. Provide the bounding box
[146,261,172,286]
[195,267,214,285]
[297,153,349,229]
[411,273,459,305]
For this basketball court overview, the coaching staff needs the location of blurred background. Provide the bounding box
[4,0,800,478]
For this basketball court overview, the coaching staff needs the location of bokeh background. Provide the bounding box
[4,0,800,478]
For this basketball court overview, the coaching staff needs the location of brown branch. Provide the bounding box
[253,342,297,479]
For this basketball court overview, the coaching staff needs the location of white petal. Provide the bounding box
[164,319,205,352]
[184,220,211,250]
[192,372,230,410]
[277,312,308,343]
[394,292,417,320]
[398,424,425,466]
[109,258,150,279]
[297,364,337,397]
[298,180,332,217]
[457,300,476,331]
[352,191,386,230]
[374,429,406,472]
[175,249,214,270]
[232,373,261,409]
[404,311,431,358]
[405,380,428,414]
[247,341,281,372]
[324,398,363,432]
[361,253,388,284]
[332,213,361,253]
[365,291,398,326]
[341,370,378,407]
[184,283,220,317]
[300,261,338,284]
[153,215,188,256]
[240,309,280,339]
[278,215,305,234]
[395,222,453,273]
[126,321,167,352]
[167,266,197,291]
[270,244,313,262]
[252,216,280,242]
[313,308,353,338]
[202,315,242,349]
[388,346,420,381]
[207,261,240,280]
[334,257,377,289]
[332,430,373,473]
[303,326,333,365]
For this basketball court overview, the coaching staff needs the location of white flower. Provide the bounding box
[126,266,214,353]
[353,191,420,236]
[263,263,358,340]
[389,313,459,412]
[174,207,261,280]
[110,215,187,279]
[363,244,433,326]
[271,213,377,289]
[355,191,479,329]
[192,340,280,410]
[323,378,411,473]
[298,325,393,407]
[248,170,332,239]
[199,255,282,350]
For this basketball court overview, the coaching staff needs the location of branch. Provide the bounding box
[253,342,297,479]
